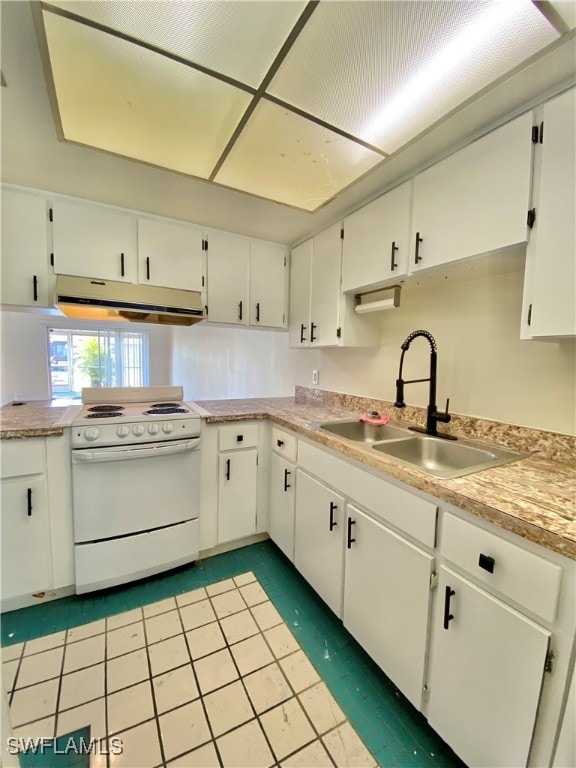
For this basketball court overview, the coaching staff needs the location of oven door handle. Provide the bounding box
[72,438,201,463]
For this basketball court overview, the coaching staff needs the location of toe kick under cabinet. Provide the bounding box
[289,437,575,768]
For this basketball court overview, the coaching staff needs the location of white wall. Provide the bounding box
[0,311,171,403]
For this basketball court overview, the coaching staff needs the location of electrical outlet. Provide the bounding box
[312,369,319,386]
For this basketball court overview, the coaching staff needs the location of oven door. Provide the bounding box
[71,438,200,542]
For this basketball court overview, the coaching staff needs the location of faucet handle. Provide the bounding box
[439,398,452,424]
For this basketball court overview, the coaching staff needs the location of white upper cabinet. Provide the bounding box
[249,241,288,328]
[410,112,534,272]
[521,87,576,339]
[309,223,343,347]
[206,231,250,325]
[341,181,412,292]
[137,218,203,292]
[288,238,313,346]
[1,188,51,308]
[52,199,137,282]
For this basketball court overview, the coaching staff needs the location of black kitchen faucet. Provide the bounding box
[394,329,453,438]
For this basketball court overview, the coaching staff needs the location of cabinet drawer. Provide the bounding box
[441,513,562,623]
[271,428,297,462]
[1,438,45,479]
[218,423,259,451]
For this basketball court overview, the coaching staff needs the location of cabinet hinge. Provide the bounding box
[340,228,344,240]
[336,327,341,339]
[429,571,438,590]
[49,208,53,222]
[545,649,555,674]
[50,253,54,267]
[527,208,536,228]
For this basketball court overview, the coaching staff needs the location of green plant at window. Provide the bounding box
[76,337,114,387]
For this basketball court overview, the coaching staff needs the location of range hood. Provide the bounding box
[54,275,205,326]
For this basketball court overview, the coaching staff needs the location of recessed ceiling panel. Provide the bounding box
[214,100,384,211]
[47,0,308,87]
[268,0,559,153]
[43,10,252,178]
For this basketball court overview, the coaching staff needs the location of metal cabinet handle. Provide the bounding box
[300,324,307,343]
[238,301,243,321]
[284,468,291,492]
[329,501,337,531]
[225,458,231,481]
[120,253,125,277]
[276,439,284,447]
[27,487,33,517]
[390,241,398,271]
[443,586,455,629]
[346,517,356,548]
[32,275,38,302]
[310,323,317,343]
[255,302,260,322]
[415,232,423,264]
[146,256,150,280]
[478,553,495,573]
[236,434,244,443]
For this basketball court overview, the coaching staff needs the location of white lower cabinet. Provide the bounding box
[343,504,434,709]
[427,567,550,768]
[269,452,296,561]
[218,448,258,543]
[294,469,345,616]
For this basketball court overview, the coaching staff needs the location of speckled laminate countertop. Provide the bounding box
[2,394,574,559]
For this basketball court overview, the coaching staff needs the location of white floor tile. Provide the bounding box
[2,659,19,693]
[10,678,60,727]
[175,587,207,608]
[152,664,199,715]
[106,622,146,659]
[211,589,247,619]
[108,719,162,768]
[264,623,300,659]
[58,663,105,711]
[206,578,236,596]
[230,634,274,677]
[281,739,335,767]
[194,648,239,695]
[145,609,183,644]
[243,663,292,714]
[12,716,55,741]
[216,718,275,768]
[66,619,106,643]
[167,740,220,767]
[219,610,259,646]
[107,648,150,694]
[63,634,105,673]
[143,597,177,618]
[322,722,378,768]
[24,632,66,656]
[260,698,316,762]
[1,642,24,662]
[180,599,217,631]
[148,635,190,677]
[203,680,254,737]
[299,682,346,734]
[107,680,155,735]
[251,600,283,631]
[279,651,321,693]
[185,622,226,660]
[106,608,143,631]
[233,572,257,587]
[56,697,106,740]
[239,581,269,607]
[159,699,212,762]
[16,646,64,688]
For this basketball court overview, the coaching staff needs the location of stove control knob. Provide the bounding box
[117,425,130,438]
[162,422,174,434]
[148,423,160,435]
[84,427,100,441]
[133,424,146,436]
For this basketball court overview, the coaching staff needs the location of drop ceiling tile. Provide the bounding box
[47,0,308,87]
[268,0,559,153]
[43,10,252,178]
[214,100,384,211]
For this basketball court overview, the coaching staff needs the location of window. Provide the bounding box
[48,327,149,399]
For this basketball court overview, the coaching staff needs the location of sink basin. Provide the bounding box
[372,435,526,479]
[319,419,412,443]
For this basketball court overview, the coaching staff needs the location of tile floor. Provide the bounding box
[1,541,465,768]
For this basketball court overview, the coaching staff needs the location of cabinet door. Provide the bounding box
[524,88,576,338]
[206,232,249,325]
[294,469,345,616]
[137,218,203,291]
[342,181,411,292]
[249,242,287,328]
[217,449,257,543]
[289,239,312,347]
[427,567,550,768]
[1,478,51,602]
[270,453,295,561]
[1,188,50,307]
[52,200,137,282]
[344,505,434,709]
[310,224,341,347]
[410,112,533,272]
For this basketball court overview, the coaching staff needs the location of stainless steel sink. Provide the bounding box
[372,435,526,479]
[318,419,412,443]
